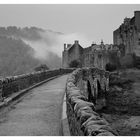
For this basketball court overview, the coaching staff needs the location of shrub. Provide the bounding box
[105,63,117,72]
[69,60,82,68]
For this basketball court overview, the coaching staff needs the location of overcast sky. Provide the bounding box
[0,4,140,43]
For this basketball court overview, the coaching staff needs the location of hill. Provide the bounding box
[0,26,62,77]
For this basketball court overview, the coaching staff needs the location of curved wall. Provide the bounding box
[0,68,74,99]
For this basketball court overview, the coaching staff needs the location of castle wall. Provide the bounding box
[113,11,140,57]
[135,11,140,30]
[68,43,83,65]
[62,41,118,70]
[83,47,94,67]
[62,41,83,68]
[62,50,69,68]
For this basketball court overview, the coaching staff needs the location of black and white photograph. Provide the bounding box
[0,1,139,137]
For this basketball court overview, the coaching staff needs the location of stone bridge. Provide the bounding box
[0,68,74,100]
[66,67,117,136]
[0,67,116,136]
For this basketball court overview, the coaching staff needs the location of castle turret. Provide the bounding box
[64,44,66,50]
[62,43,68,68]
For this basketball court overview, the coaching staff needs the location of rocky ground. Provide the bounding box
[98,68,140,136]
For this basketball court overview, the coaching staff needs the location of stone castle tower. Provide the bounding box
[113,11,140,56]
[62,40,83,68]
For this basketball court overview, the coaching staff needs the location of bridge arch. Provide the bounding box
[87,80,95,104]
[66,67,115,136]
[80,67,110,106]
[96,79,102,99]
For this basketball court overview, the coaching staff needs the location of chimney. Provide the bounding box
[91,41,96,46]
[74,40,79,44]
[64,44,66,50]
[101,39,104,45]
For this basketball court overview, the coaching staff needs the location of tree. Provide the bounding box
[69,60,81,68]
[105,63,117,72]
[34,64,49,72]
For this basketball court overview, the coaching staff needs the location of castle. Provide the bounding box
[113,11,140,57]
[62,40,119,70]
[62,11,140,70]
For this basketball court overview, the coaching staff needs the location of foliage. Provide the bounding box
[34,64,49,71]
[0,36,42,77]
[69,60,81,68]
[105,63,117,72]
[0,26,62,77]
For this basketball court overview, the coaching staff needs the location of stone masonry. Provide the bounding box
[113,11,140,56]
[66,67,118,136]
[62,40,120,70]
[0,68,74,100]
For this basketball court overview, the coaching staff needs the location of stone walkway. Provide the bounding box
[0,75,68,136]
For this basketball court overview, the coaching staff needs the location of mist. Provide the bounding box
[23,30,92,61]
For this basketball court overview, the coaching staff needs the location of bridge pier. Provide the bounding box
[81,68,109,110]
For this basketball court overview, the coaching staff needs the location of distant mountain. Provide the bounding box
[0,26,62,77]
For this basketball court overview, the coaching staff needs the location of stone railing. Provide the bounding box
[0,68,74,100]
[66,67,118,136]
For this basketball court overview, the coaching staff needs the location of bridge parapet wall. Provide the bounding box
[0,68,74,99]
[66,67,117,136]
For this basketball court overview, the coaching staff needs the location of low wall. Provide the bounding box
[66,68,117,136]
[0,68,74,99]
